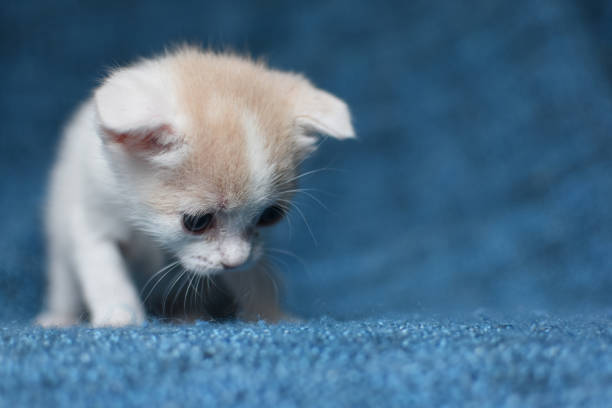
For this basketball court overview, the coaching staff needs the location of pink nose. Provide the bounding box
[219,238,251,269]
[220,251,250,269]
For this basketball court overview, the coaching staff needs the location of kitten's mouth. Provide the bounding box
[180,257,223,276]
[181,256,254,276]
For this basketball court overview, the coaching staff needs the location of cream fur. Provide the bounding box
[36,46,354,327]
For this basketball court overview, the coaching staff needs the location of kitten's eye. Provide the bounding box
[182,213,213,234]
[257,205,285,227]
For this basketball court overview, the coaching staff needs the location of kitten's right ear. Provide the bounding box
[94,64,183,157]
[291,83,355,159]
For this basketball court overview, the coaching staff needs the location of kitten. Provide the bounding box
[35,46,354,327]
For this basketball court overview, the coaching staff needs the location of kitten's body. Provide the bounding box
[37,47,353,327]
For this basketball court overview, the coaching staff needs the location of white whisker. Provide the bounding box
[170,271,191,315]
[267,247,307,269]
[289,203,318,245]
[141,261,180,306]
[183,272,197,315]
[162,268,187,315]
[279,167,341,186]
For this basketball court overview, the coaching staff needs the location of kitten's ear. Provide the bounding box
[292,84,355,157]
[294,88,355,139]
[94,64,183,156]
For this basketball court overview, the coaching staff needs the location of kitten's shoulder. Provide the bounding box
[50,97,119,210]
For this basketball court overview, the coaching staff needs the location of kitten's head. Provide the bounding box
[93,47,354,275]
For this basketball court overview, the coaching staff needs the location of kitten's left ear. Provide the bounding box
[293,85,355,154]
[93,64,184,160]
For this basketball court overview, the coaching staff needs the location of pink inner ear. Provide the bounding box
[102,124,175,154]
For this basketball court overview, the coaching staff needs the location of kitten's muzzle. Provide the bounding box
[218,239,251,270]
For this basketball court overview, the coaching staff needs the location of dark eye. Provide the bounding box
[182,213,213,234]
[257,205,285,227]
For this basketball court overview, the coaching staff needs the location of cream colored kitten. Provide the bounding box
[35,46,354,327]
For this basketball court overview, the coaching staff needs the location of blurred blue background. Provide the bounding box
[2,0,612,320]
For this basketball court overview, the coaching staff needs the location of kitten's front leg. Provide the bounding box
[36,249,83,327]
[73,236,145,327]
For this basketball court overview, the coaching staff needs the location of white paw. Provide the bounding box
[35,312,80,328]
[91,304,146,328]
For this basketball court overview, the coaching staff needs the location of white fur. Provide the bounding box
[242,109,274,202]
[36,50,354,327]
[38,103,145,327]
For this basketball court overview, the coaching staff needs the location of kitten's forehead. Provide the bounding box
[170,52,297,208]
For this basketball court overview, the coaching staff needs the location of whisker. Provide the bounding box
[274,198,316,244]
[142,262,181,306]
[274,198,294,209]
[288,203,318,245]
[140,260,179,297]
[196,275,204,304]
[239,269,254,304]
[205,275,212,293]
[196,274,205,312]
[162,268,187,315]
[266,255,290,275]
[170,270,191,316]
[207,274,222,291]
[260,264,280,302]
[288,190,330,212]
[190,274,198,312]
[278,167,342,186]
[183,272,197,316]
[277,187,323,194]
[274,199,295,236]
[266,247,308,269]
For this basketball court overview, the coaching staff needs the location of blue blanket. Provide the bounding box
[1,1,611,406]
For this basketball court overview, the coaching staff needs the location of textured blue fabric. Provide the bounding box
[1,1,612,406]
[1,314,611,407]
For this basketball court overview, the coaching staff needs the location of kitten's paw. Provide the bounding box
[35,312,80,328]
[91,304,146,328]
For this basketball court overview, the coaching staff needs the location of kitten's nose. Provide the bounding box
[220,255,248,269]
[219,239,251,269]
